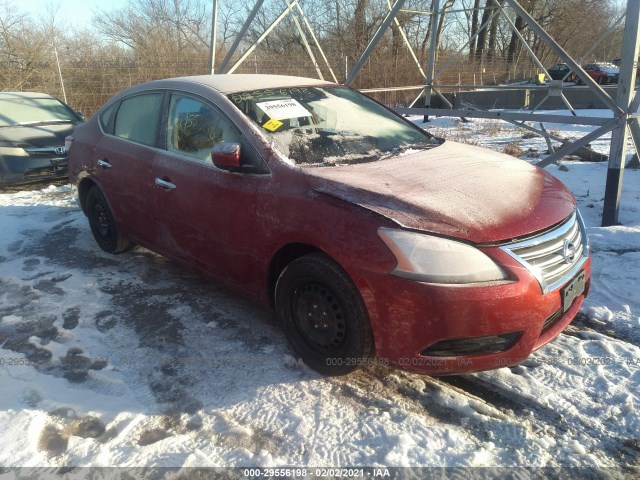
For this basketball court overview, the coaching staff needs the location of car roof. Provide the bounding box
[149,74,336,94]
[0,92,58,100]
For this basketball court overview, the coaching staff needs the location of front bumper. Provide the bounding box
[353,248,592,375]
[0,154,69,187]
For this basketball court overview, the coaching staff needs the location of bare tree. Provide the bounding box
[94,0,210,59]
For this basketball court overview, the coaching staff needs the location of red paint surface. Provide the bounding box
[68,76,592,375]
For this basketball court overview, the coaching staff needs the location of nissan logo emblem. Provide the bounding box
[55,146,66,155]
[562,239,578,263]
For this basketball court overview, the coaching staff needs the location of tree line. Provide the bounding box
[0,0,621,117]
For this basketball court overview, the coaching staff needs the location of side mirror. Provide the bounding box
[211,142,241,169]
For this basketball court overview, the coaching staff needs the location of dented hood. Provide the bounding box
[303,141,576,244]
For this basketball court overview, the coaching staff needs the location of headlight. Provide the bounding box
[0,146,27,156]
[378,227,509,284]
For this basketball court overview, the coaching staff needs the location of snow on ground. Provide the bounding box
[0,110,639,475]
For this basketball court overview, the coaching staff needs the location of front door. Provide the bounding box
[151,92,269,294]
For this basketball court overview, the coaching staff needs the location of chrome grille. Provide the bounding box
[24,146,67,157]
[500,211,589,294]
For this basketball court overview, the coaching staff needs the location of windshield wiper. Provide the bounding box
[379,142,436,160]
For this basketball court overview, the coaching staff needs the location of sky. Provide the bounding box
[14,0,129,27]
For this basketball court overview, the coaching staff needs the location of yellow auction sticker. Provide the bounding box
[262,118,284,132]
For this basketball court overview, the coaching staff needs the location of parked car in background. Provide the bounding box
[0,92,83,188]
[576,63,619,85]
[546,63,577,81]
[68,74,591,376]
[609,57,640,81]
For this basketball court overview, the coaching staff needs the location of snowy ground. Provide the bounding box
[0,110,639,475]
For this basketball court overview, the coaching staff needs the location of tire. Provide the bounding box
[275,253,374,376]
[86,186,133,254]
[597,76,604,85]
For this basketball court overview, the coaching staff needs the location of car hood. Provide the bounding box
[600,66,619,74]
[303,141,576,244]
[0,123,77,148]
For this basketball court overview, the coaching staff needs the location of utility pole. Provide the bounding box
[423,0,439,123]
[208,0,219,74]
[602,0,640,226]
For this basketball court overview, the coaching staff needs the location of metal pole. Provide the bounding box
[575,12,625,68]
[345,0,407,86]
[219,0,266,73]
[227,0,299,74]
[629,86,640,112]
[395,107,610,126]
[536,119,621,168]
[602,0,640,226]
[504,0,623,115]
[387,0,427,79]
[496,0,550,79]
[295,3,338,82]
[54,46,67,103]
[434,6,502,80]
[423,0,439,122]
[284,0,324,80]
[627,120,640,167]
[458,100,573,144]
[208,0,219,74]
[558,92,577,116]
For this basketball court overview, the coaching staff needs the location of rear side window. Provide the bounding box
[98,103,117,134]
[114,93,163,146]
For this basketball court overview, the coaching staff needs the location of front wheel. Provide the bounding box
[275,253,374,376]
[86,186,133,254]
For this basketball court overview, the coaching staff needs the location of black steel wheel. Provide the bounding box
[86,186,133,254]
[275,253,374,375]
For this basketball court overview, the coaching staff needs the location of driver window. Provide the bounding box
[166,94,241,163]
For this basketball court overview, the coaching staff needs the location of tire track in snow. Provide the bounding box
[338,363,637,471]
[439,372,638,470]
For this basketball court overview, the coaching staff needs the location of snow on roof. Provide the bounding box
[164,74,336,94]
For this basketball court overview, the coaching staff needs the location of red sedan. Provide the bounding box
[576,63,619,85]
[67,75,591,376]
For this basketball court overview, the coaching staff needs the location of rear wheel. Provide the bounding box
[86,186,133,254]
[275,253,374,376]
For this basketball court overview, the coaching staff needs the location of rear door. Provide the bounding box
[93,92,163,245]
[151,92,270,294]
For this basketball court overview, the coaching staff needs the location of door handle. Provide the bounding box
[155,178,177,190]
[97,159,112,168]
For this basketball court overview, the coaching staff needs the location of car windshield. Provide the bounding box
[228,85,436,166]
[0,97,80,127]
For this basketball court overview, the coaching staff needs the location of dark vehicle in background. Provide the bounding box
[576,63,619,85]
[0,92,83,187]
[547,63,577,81]
[67,74,591,377]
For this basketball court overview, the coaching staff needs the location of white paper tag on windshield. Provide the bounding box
[256,99,311,120]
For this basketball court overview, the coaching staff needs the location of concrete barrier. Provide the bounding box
[436,85,619,110]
